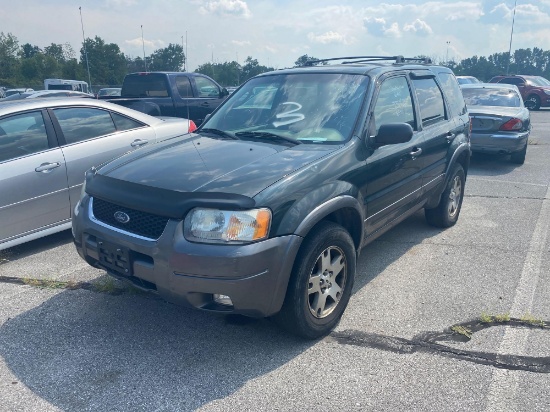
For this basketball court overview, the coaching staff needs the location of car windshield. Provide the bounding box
[529,76,550,86]
[462,87,521,107]
[202,73,369,143]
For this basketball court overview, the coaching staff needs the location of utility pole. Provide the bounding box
[141,25,147,72]
[446,41,450,64]
[506,0,518,75]
[79,7,92,92]
[181,36,189,71]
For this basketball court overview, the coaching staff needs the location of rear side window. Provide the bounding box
[54,107,116,144]
[111,112,145,131]
[437,73,467,116]
[412,78,446,127]
[122,74,170,97]
[176,76,193,97]
[0,111,49,162]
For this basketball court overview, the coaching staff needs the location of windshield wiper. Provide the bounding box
[200,128,239,140]
[234,131,302,146]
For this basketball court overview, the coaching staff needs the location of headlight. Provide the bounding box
[184,208,272,243]
[543,90,550,95]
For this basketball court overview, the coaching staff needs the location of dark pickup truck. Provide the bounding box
[107,72,229,125]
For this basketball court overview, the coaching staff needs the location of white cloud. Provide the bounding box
[364,17,388,37]
[125,38,165,50]
[384,22,402,38]
[199,0,252,19]
[307,31,350,45]
[364,17,401,37]
[403,19,433,36]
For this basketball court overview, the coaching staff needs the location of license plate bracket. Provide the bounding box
[97,239,132,276]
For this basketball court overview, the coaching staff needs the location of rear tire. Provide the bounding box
[425,164,465,228]
[510,144,527,165]
[274,221,356,339]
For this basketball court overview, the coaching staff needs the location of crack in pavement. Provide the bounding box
[3,276,549,373]
[329,319,550,374]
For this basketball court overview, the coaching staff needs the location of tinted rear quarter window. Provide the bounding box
[111,112,145,131]
[412,78,446,127]
[437,72,467,116]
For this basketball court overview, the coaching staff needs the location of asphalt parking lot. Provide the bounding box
[1,111,549,411]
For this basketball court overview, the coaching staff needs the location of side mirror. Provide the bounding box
[204,113,211,123]
[220,88,229,98]
[374,123,414,145]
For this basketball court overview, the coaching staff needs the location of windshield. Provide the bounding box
[202,73,368,143]
[462,87,521,107]
[528,76,550,86]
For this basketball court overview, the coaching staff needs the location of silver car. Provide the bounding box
[461,83,530,164]
[0,98,195,250]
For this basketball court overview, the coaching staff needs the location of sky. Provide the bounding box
[2,0,550,71]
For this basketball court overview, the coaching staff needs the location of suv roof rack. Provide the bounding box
[304,55,433,66]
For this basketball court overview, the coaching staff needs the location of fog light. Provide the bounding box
[213,294,233,306]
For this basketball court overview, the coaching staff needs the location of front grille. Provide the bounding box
[92,198,169,239]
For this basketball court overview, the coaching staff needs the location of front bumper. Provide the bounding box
[73,196,303,317]
[470,130,529,154]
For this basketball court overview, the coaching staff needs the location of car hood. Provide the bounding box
[97,134,338,197]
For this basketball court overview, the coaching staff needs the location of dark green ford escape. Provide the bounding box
[73,56,471,338]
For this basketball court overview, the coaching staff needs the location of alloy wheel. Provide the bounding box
[307,246,347,319]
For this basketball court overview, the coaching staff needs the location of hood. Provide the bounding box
[98,134,338,197]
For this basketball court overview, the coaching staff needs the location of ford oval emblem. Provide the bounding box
[114,211,130,224]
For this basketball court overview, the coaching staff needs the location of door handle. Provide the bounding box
[410,147,422,158]
[131,139,149,147]
[35,162,61,173]
[200,102,210,107]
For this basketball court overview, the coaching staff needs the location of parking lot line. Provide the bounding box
[485,184,550,412]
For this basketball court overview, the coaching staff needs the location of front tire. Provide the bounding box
[274,222,356,339]
[425,164,465,228]
[526,94,541,111]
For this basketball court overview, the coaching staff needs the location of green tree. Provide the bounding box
[0,32,20,82]
[148,43,185,71]
[294,54,325,66]
[20,43,42,59]
[126,55,147,73]
[195,61,241,86]
[80,36,127,85]
[240,57,273,82]
[44,43,66,63]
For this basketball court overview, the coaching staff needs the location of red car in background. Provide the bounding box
[488,74,550,110]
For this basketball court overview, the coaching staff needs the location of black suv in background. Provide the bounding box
[73,56,471,338]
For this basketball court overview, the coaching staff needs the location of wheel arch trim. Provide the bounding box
[294,195,364,250]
